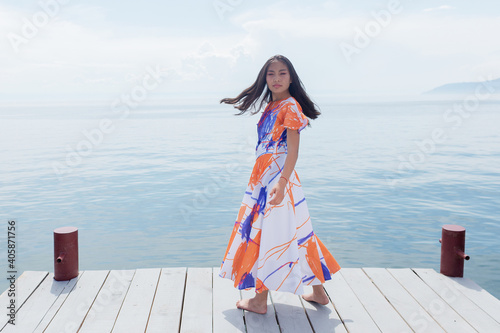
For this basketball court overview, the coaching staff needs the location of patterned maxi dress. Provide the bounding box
[219,96,341,295]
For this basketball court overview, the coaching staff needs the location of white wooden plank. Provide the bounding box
[323,270,381,332]
[1,273,73,333]
[241,289,281,333]
[6,267,497,333]
[0,271,49,313]
[78,270,135,333]
[180,267,212,333]
[341,268,412,332]
[388,268,476,333]
[448,275,500,323]
[112,268,161,332]
[300,285,347,333]
[32,273,81,333]
[363,268,444,333]
[146,267,187,333]
[212,268,246,332]
[43,270,109,333]
[414,268,500,332]
[0,271,49,330]
[270,291,313,332]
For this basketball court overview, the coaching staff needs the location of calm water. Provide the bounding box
[1,100,499,298]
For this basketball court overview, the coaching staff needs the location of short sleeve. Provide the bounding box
[283,100,308,133]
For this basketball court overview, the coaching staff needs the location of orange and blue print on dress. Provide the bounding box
[298,231,332,283]
[257,103,287,154]
[220,202,249,267]
[255,278,268,293]
[258,259,299,292]
[238,272,255,289]
[294,197,306,208]
[232,230,261,289]
[282,102,308,132]
[240,187,267,242]
[232,187,267,290]
[248,153,274,189]
[317,236,341,275]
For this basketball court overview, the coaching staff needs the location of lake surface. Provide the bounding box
[1,99,499,299]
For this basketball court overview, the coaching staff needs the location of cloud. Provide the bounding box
[233,4,354,40]
[384,14,500,57]
[0,3,255,100]
[423,5,454,12]
[0,1,499,102]
[226,4,500,93]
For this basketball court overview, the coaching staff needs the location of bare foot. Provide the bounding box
[236,298,267,314]
[302,286,330,305]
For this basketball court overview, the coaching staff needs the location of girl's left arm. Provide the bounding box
[268,129,299,205]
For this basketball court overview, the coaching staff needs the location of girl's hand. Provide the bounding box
[268,178,287,205]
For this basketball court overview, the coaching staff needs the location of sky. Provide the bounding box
[1,0,499,104]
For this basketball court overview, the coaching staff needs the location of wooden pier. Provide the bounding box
[1,267,499,332]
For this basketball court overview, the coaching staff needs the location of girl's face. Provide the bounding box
[266,60,292,100]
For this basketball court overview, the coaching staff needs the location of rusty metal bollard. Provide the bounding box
[54,226,79,281]
[439,224,470,277]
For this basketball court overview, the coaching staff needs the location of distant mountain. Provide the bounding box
[424,77,500,95]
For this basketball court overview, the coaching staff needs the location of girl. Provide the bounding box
[218,55,341,314]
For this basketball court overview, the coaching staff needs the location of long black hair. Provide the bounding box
[220,55,320,120]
